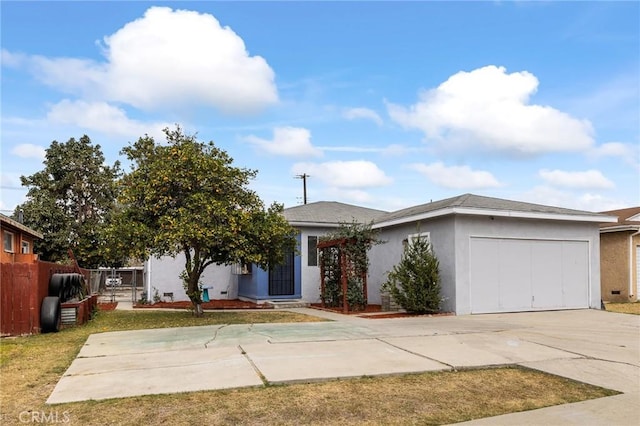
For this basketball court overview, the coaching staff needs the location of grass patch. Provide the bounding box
[605,301,640,315]
[1,310,618,425]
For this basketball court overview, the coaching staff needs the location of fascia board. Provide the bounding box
[600,225,640,233]
[372,207,617,229]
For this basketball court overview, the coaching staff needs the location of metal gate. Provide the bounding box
[268,250,295,296]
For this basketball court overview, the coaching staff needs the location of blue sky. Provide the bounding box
[1,1,638,214]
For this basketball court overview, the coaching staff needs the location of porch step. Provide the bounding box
[264,300,310,309]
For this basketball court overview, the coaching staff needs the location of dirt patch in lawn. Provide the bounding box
[605,302,640,315]
[135,299,273,310]
[97,302,118,311]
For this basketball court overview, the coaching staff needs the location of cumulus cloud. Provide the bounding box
[11,144,46,160]
[343,107,383,126]
[245,127,322,158]
[7,7,277,114]
[47,100,170,139]
[409,162,502,189]
[589,142,639,169]
[292,160,392,189]
[520,186,629,212]
[387,65,594,155]
[538,169,614,189]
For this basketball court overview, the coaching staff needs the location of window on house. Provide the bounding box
[3,231,14,252]
[308,236,318,267]
[21,240,30,254]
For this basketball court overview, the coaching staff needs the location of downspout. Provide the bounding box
[630,229,640,299]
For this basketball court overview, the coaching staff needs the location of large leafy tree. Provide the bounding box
[15,136,121,268]
[110,126,297,316]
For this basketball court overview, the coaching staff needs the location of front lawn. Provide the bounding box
[0,310,618,425]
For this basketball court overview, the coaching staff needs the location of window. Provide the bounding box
[3,231,14,252]
[308,236,318,267]
[21,240,30,254]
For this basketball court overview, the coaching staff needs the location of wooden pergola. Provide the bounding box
[317,237,368,313]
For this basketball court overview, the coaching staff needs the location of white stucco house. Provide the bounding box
[143,193,616,315]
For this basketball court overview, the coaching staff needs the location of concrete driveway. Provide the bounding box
[47,309,639,424]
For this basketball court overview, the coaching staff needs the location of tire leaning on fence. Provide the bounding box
[40,296,61,333]
[48,274,66,299]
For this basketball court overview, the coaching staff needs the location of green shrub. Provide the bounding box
[384,235,442,314]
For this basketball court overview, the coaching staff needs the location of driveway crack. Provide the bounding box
[204,324,228,348]
[519,338,640,369]
[377,338,455,370]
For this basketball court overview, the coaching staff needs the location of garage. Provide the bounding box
[469,237,590,314]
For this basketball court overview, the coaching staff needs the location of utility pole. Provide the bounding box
[295,174,309,204]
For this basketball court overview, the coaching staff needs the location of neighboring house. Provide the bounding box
[144,194,615,315]
[599,207,640,302]
[0,213,43,264]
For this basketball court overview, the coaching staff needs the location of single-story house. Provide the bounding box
[1,213,43,264]
[598,207,640,302]
[143,194,616,314]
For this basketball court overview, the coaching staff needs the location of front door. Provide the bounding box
[268,249,295,296]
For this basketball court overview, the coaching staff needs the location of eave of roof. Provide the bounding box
[372,194,616,229]
[0,214,44,239]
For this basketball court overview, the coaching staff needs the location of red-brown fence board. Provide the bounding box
[0,261,90,336]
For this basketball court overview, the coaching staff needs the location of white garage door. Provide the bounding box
[469,237,589,314]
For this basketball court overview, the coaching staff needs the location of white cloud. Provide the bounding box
[324,188,374,204]
[292,160,392,189]
[520,186,630,212]
[409,162,502,189]
[538,169,615,189]
[8,7,277,114]
[387,65,595,155]
[343,107,383,126]
[11,144,46,160]
[245,127,322,158]
[46,99,170,139]
[589,142,639,169]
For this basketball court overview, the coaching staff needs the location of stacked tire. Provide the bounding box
[40,273,85,333]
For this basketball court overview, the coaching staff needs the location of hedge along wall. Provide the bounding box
[0,261,89,336]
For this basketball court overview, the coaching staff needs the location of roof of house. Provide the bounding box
[283,201,387,226]
[372,193,616,228]
[599,206,640,231]
[283,194,616,229]
[0,213,44,239]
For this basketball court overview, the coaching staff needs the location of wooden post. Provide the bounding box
[320,254,325,308]
[340,247,348,313]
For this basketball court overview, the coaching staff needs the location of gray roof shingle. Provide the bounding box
[374,193,600,224]
[283,194,613,229]
[283,201,387,225]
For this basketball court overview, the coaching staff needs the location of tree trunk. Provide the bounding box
[185,270,204,317]
[193,302,203,317]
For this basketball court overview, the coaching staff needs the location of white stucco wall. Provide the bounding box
[369,217,456,309]
[298,227,335,303]
[369,214,602,315]
[452,215,602,314]
[144,254,237,302]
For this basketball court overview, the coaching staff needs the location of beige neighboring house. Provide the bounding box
[599,207,640,302]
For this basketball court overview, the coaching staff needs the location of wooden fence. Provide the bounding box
[0,261,89,336]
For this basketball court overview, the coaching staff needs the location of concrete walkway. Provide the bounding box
[47,309,639,425]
